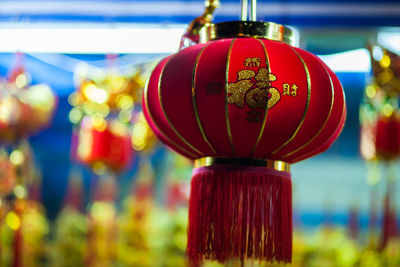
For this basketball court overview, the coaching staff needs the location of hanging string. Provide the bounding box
[241,0,257,21]
[251,0,257,21]
[241,0,248,21]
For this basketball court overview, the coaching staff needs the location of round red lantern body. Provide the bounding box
[145,24,345,163]
[144,21,346,263]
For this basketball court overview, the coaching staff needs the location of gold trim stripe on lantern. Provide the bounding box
[271,44,312,155]
[143,57,198,158]
[192,42,217,155]
[159,55,206,156]
[225,39,236,155]
[250,39,271,156]
[282,62,335,158]
[287,65,346,162]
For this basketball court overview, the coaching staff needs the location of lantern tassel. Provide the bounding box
[187,164,292,263]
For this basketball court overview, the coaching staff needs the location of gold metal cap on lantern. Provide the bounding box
[199,21,296,46]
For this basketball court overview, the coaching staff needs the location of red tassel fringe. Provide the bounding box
[187,164,292,264]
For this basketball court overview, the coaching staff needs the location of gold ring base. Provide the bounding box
[194,157,290,172]
[199,21,296,46]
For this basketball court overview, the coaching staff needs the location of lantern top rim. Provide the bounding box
[199,21,296,46]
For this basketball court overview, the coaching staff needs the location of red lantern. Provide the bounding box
[144,21,346,263]
[375,114,400,160]
[0,64,57,143]
[359,95,400,162]
[72,116,134,173]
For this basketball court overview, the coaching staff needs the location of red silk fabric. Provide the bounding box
[144,37,346,163]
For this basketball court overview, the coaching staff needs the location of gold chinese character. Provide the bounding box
[246,87,269,109]
[283,83,290,96]
[238,70,256,80]
[291,84,298,96]
[267,88,281,108]
[227,78,253,108]
[246,87,281,109]
[227,68,280,110]
[282,83,298,97]
[244,57,261,67]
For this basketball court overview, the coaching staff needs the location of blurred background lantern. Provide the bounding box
[0,55,57,143]
[73,116,133,174]
[0,53,56,267]
[67,55,165,267]
[69,59,146,175]
[144,0,346,263]
[359,44,400,253]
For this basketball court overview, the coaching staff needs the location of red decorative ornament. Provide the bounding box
[375,114,400,160]
[361,45,400,251]
[144,21,346,263]
[72,116,134,173]
[0,57,57,143]
[359,91,400,162]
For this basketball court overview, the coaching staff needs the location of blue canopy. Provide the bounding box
[0,0,399,27]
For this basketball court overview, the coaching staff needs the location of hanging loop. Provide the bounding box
[179,0,220,49]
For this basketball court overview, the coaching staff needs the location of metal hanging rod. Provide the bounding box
[241,0,257,21]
